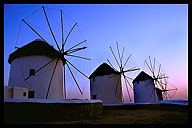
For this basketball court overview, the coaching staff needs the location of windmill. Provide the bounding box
[11,6,90,99]
[107,42,140,102]
[144,56,177,100]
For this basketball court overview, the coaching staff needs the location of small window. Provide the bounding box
[93,95,97,99]
[136,81,139,84]
[93,77,95,81]
[28,91,35,98]
[23,92,26,96]
[29,69,35,76]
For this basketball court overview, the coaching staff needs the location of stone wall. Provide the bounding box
[4,100,103,123]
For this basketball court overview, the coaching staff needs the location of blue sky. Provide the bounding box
[4,4,188,101]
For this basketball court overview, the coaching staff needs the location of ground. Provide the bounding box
[42,104,188,124]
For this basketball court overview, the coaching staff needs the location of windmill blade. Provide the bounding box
[25,57,57,81]
[63,64,66,99]
[163,91,168,100]
[116,42,122,69]
[123,74,131,102]
[66,62,83,95]
[149,87,155,98]
[110,46,121,69]
[122,73,133,90]
[65,40,87,53]
[67,47,87,54]
[23,7,42,20]
[153,57,155,74]
[157,64,161,78]
[164,77,167,90]
[149,56,154,74]
[107,59,117,71]
[120,47,125,67]
[158,75,169,79]
[115,76,121,94]
[66,54,91,61]
[22,19,47,43]
[63,22,77,49]
[165,88,178,91]
[145,60,153,74]
[144,80,153,86]
[65,59,89,78]
[166,91,172,99]
[61,10,64,52]
[156,79,165,90]
[123,67,140,73]
[172,89,177,99]
[42,6,61,52]
[46,58,59,99]
[124,75,133,90]
[123,54,131,69]
[124,75,133,81]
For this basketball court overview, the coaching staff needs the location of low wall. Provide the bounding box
[4,99,103,124]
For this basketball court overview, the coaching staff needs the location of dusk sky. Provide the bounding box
[4,4,188,102]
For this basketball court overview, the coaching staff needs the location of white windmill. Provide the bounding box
[105,42,140,103]
[7,6,90,99]
[133,56,177,103]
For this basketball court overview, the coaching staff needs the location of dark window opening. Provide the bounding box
[93,95,97,99]
[28,91,35,98]
[137,81,139,84]
[29,69,35,76]
[23,92,26,96]
[93,77,95,81]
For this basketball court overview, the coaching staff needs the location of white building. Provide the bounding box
[4,86,29,99]
[89,63,122,104]
[7,39,64,99]
[132,71,159,103]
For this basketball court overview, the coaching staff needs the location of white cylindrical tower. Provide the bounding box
[8,39,64,99]
[89,63,122,104]
[133,71,158,103]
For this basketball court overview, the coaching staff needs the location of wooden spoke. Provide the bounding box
[61,10,64,52]
[25,57,57,81]
[107,59,117,71]
[116,42,122,69]
[46,58,59,99]
[115,77,121,94]
[66,62,83,95]
[67,47,87,54]
[110,46,121,69]
[144,80,153,86]
[65,59,89,78]
[145,60,153,74]
[123,54,131,69]
[149,56,154,74]
[22,19,47,43]
[123,75,131,102]
[63,64,66,99]
[65,40,87,53]
[42,6,60,52]
[63,22,77,47]
[153,57,155,74]
[120,47,125,68]
[124,75,133,90]
[150,87,155,98]
[66,54,91,60]
[157,64,161,78]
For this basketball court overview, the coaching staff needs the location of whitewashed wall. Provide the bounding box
[90,74,122,104]
[4,86,12,98]
[133,79,158,103]
[4,86,29,99]
[8,55,63,99]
